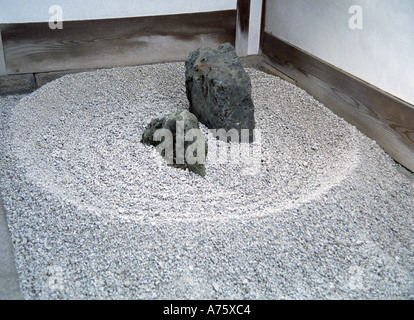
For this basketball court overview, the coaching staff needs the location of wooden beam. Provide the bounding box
[260,0,267,49]
[236,0,250,57]
[247,0,263,55]
[236,0,263,57]
[0,74,36,95]
[0,10,236,75]
[262,32,414,172]
[0,30,7,76]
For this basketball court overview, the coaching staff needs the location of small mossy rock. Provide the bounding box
[162,109,200,136]
[141,110,208,177]
[141,117,164,146]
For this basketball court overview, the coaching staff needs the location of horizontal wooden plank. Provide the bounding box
[0,55,264,94]
[262,32,414,172]
[0,74,36,95]
[260,62,296,85]
[34,69,87,88]
[0,10,236,74]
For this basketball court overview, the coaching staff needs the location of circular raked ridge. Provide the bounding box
[4,62,362,222]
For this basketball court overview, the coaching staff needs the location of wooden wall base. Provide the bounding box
[0,74,36,95]
[262,32,414,172]
[0,10,236,75]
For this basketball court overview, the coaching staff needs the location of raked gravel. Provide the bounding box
[0,62,413,299]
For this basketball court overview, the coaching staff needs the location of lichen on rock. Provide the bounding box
[141,110,207,177]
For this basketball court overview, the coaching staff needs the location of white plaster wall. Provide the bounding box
[265,0,414,105]
[0,0,237,23]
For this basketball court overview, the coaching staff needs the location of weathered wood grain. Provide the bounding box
[0,11,236,75]
[236,0,250,57]
[0,74,36,95]
[0,30,6,76]
[262,32,414,172]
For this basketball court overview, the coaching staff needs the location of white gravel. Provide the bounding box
[0,62,413,299]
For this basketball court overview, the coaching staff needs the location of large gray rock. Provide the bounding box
[141,110,207,177]
[185,43,255,142]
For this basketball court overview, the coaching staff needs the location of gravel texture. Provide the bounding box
[0,62,413,300]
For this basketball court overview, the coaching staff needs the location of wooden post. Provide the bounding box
[236,0,263,57]
[236,0,250,57]
[247,0,263,55]
[0,30,7,75]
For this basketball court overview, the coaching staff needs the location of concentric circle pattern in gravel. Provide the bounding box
[0,62,413,299]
